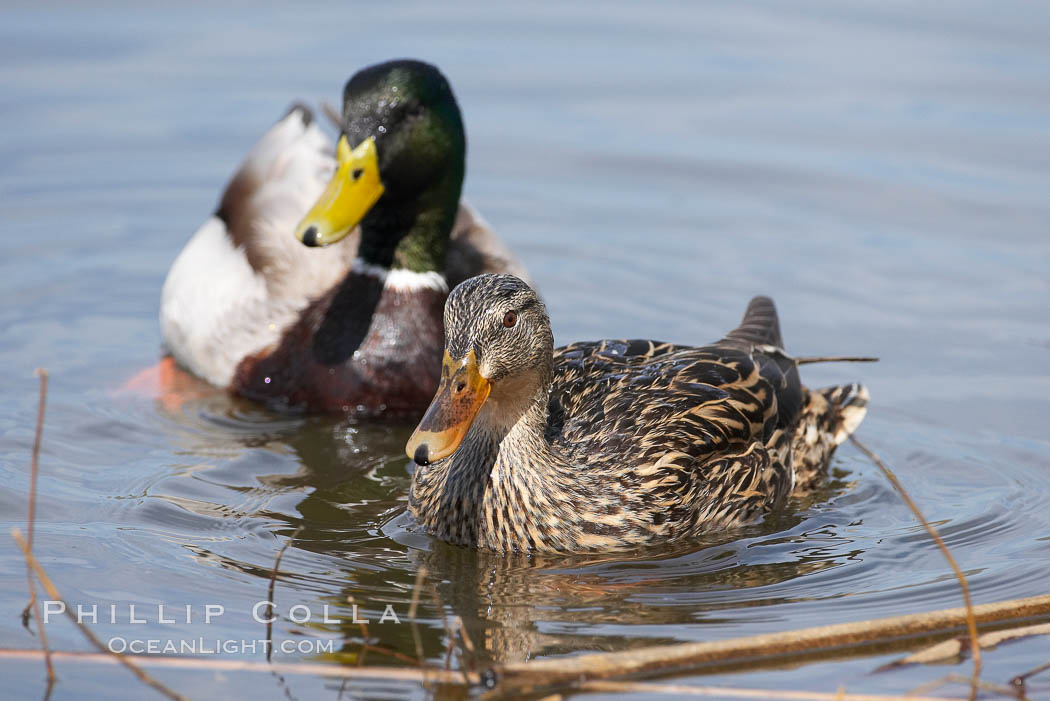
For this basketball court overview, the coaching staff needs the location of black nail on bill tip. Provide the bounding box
[413,444,430,466]
[301,226,319,247]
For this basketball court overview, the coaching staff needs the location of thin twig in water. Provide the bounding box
[0,649,474,685]
[408,567,471,684]
[11,529,192,701]
[909,673,1017,698]
[345,594,370,642]
[345,594,370,666]
[421,573,459,673]
[795,356,880,365]
[266,526,304,662]
[449,615,477,682]
[848,435,981,697]
[486,594,1050,697]
[575,680,954,700]
[408,566,427,664]
[352,641,421,666]
[455,616,476,654]
[878,622,1050,670]
[22,369,54,684]
[424,574,451,638]
[441,620,454,671]
[26,370,48,553]
[1011,658,1050,696]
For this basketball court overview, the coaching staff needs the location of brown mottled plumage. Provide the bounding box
[408,274,869,552]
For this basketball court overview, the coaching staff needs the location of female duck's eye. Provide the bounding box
[502,310,518,328]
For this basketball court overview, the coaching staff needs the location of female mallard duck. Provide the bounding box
[406,274,870,552]
[160,60,527,415]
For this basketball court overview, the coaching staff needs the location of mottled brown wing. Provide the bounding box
[547,338,793,528]
[544,296,803,521]
[549,340,775,461]
[663,441,790,531]
[548,338,684,449]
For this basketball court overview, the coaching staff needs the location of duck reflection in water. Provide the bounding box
[146,396,853,665]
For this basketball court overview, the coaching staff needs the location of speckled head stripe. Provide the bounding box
[441,274,550,373]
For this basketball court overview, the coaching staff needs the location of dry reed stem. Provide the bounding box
[265,525,303,662]
[487,593,1050,697]
[26,370,48,552]
[848,435,981,696]
[880,622,1050,669]
[0,649,474,685]
[11,529,191,701]
[22,369,54,683]
[576,680,956,700]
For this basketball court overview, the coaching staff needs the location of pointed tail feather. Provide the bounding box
[725,296,783,348]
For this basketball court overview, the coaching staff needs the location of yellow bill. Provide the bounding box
[406,350,491,465]
[295,135,385,247]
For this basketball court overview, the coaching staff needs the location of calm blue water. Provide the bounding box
[2,2,1049,699]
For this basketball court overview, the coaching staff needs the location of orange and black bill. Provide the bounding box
[406,350,490,465]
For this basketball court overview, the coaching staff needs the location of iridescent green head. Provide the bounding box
[296,59,465,272]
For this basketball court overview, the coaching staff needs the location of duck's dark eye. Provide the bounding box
[503,310,518,328]
[406,104,425,119]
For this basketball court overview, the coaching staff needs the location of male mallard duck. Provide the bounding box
[160,60,527,415]
[406,274,869,552]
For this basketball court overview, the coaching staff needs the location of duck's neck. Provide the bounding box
[357,172,461,273]
[477,375,557,469]
[442,380,557,478]
[413,364,584,549]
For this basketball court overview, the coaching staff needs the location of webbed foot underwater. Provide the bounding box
[407,274,869,553]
